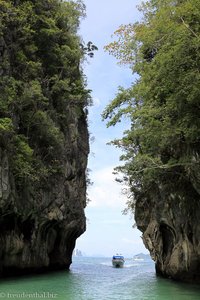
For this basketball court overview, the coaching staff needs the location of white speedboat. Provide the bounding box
[112,255,125,268]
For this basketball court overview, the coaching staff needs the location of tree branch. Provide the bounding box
[180,17,199,38]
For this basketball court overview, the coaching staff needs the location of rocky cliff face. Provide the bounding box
[0,0,89,276]
[0,109,89,276]
[135,174,200,283]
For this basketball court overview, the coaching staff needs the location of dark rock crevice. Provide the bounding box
[135,183,200,283]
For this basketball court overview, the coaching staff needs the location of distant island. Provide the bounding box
[73,249,83,257]
[133,253,151,260]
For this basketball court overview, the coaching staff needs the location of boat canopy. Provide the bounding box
[112,255,124,259]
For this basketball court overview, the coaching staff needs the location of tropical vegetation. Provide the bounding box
[103,0,200,213]
[0,0,92,191]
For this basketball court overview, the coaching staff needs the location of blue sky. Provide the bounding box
[76,0,148,257]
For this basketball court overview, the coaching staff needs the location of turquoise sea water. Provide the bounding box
[0,257,199,300]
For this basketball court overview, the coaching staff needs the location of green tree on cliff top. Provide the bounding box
[103,0,200,212]
[0,0,91,189]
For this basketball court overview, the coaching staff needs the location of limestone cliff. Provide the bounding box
[0,0,89,276]
[0,110,88,276]
[135,171,200,283]
[102,0,200,284]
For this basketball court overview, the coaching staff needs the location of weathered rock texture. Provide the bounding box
[135,176,200,283]
[0,111,89,276]
[0,0,89,276]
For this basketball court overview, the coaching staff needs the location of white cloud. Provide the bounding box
[92,97,101,107]
[88,166,127,208]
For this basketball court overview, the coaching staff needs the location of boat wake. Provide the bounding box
[101,262,112,267]
[100,262,140,268]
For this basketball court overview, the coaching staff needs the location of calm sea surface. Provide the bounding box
[0,257,199,300]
